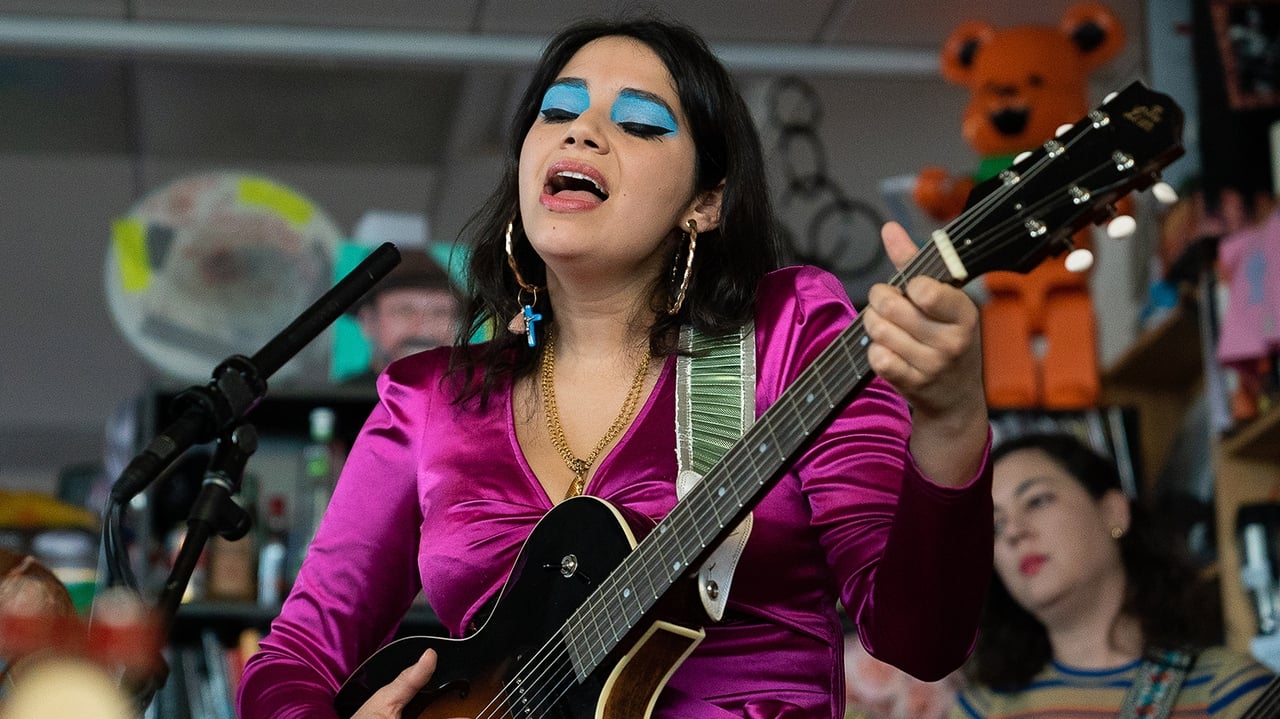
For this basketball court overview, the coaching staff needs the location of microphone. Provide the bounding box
[108,242,401,505]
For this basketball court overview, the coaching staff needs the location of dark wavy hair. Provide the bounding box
[446,15,782,406]
[969,432,1215,689]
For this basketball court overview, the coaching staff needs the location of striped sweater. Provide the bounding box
[949,646,1274,718]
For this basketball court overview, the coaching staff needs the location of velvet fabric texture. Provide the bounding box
[237,266,993,718]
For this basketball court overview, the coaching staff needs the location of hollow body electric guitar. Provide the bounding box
[334,81,1185,719]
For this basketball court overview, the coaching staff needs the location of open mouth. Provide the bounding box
[990,107,1030,136]
[546,170,609,202]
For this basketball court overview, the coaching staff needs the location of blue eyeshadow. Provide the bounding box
[611,91,678,135]
[540,81,590,116]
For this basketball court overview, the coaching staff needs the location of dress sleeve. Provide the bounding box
[236,358,436,718]
[756,266,993,682]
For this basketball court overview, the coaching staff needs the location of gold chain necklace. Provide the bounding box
[541,334,651,499]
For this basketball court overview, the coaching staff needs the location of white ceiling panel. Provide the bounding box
[472,0,845,43]
[0,0,125,18]
[130,60,462,164]
[129,0,483,32]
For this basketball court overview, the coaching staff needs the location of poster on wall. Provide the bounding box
[329,211,473,386]
[1212,0,1280,109]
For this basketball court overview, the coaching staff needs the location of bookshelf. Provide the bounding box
[1100,299,1203,496]
[1099,295,1280,654]
[1214,404,1280,654]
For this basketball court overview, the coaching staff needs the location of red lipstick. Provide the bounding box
[1019,554,1048,577]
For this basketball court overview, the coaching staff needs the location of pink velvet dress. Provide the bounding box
[236,266,993,719]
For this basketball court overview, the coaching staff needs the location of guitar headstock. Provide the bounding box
[949,80,1184,280]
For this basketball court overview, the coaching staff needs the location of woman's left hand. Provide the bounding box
[862,221,988,486]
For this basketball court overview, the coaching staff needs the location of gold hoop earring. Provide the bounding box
[1110,526,1125,540]
[667,219,698,315]
[505,218,545,346]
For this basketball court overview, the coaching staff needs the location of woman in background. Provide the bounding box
[951,432,1274,718]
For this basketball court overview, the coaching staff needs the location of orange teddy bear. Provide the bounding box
[914,3,1125,409]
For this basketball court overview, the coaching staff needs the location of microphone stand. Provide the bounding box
[156,424,257,636]
[100,242,402,711]
[129,425,258,709]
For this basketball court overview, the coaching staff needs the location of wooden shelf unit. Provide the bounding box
[1102,298,1280,652]
[1215,403,1280,651]
[1100,300,1202,496]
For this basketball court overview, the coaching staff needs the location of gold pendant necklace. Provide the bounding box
[541,334,651,499]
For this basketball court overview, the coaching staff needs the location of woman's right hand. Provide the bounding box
[351,649,441,719]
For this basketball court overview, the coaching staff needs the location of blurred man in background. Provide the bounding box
[349,249,459,383]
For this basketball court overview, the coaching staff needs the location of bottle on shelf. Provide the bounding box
[293,408,338,581]
[207,473,258,602]
[257,495,289,607]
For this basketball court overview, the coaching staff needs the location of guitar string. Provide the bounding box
[508,652,578,719]
[497,159,1126,718]
[944,112,1105,239]
[483,198,1081,719]
[545,110,1105,660]
[583,107,1150,656]
[472,640,573,719]
[477,118,1151,716]
[468,598,583,718]
[561,139,1130,643]
[509,156,1133,717]
[397,102,1163,718]
[559,156,1135,672]
[494,173,962,711]
[501,285,911,711]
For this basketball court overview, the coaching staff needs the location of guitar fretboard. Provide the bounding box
[561,247,955,677]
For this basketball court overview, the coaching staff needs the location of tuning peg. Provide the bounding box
[1014,150,1033,165]
[1106,214,1137,239]
[1152,181,1179,205]
[1055,123,1074,138]
[1065,248,1095,273]
[1103,90,1119,104]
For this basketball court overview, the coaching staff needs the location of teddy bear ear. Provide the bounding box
[940,20,995,87]
[1060,1,1126,69]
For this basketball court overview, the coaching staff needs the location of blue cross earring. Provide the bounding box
[505,219,545,347]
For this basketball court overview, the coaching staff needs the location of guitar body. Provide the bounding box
[334,497,705,719]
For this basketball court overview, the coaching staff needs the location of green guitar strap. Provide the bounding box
[675,323,755,621]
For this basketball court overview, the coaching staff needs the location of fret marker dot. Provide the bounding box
[860,336,869,346]
[659,525,667,533]
[673,561,682,570]
[758,443,769,453]
[806,393,815,403]
[623,588,631,598]
[718,487,727,497]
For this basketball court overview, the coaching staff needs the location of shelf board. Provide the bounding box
[1102,300,1202,391]
[1221,404,1280,461]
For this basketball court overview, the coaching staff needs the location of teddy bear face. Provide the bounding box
[959,28,1094,156]
[942,2,1126,158]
